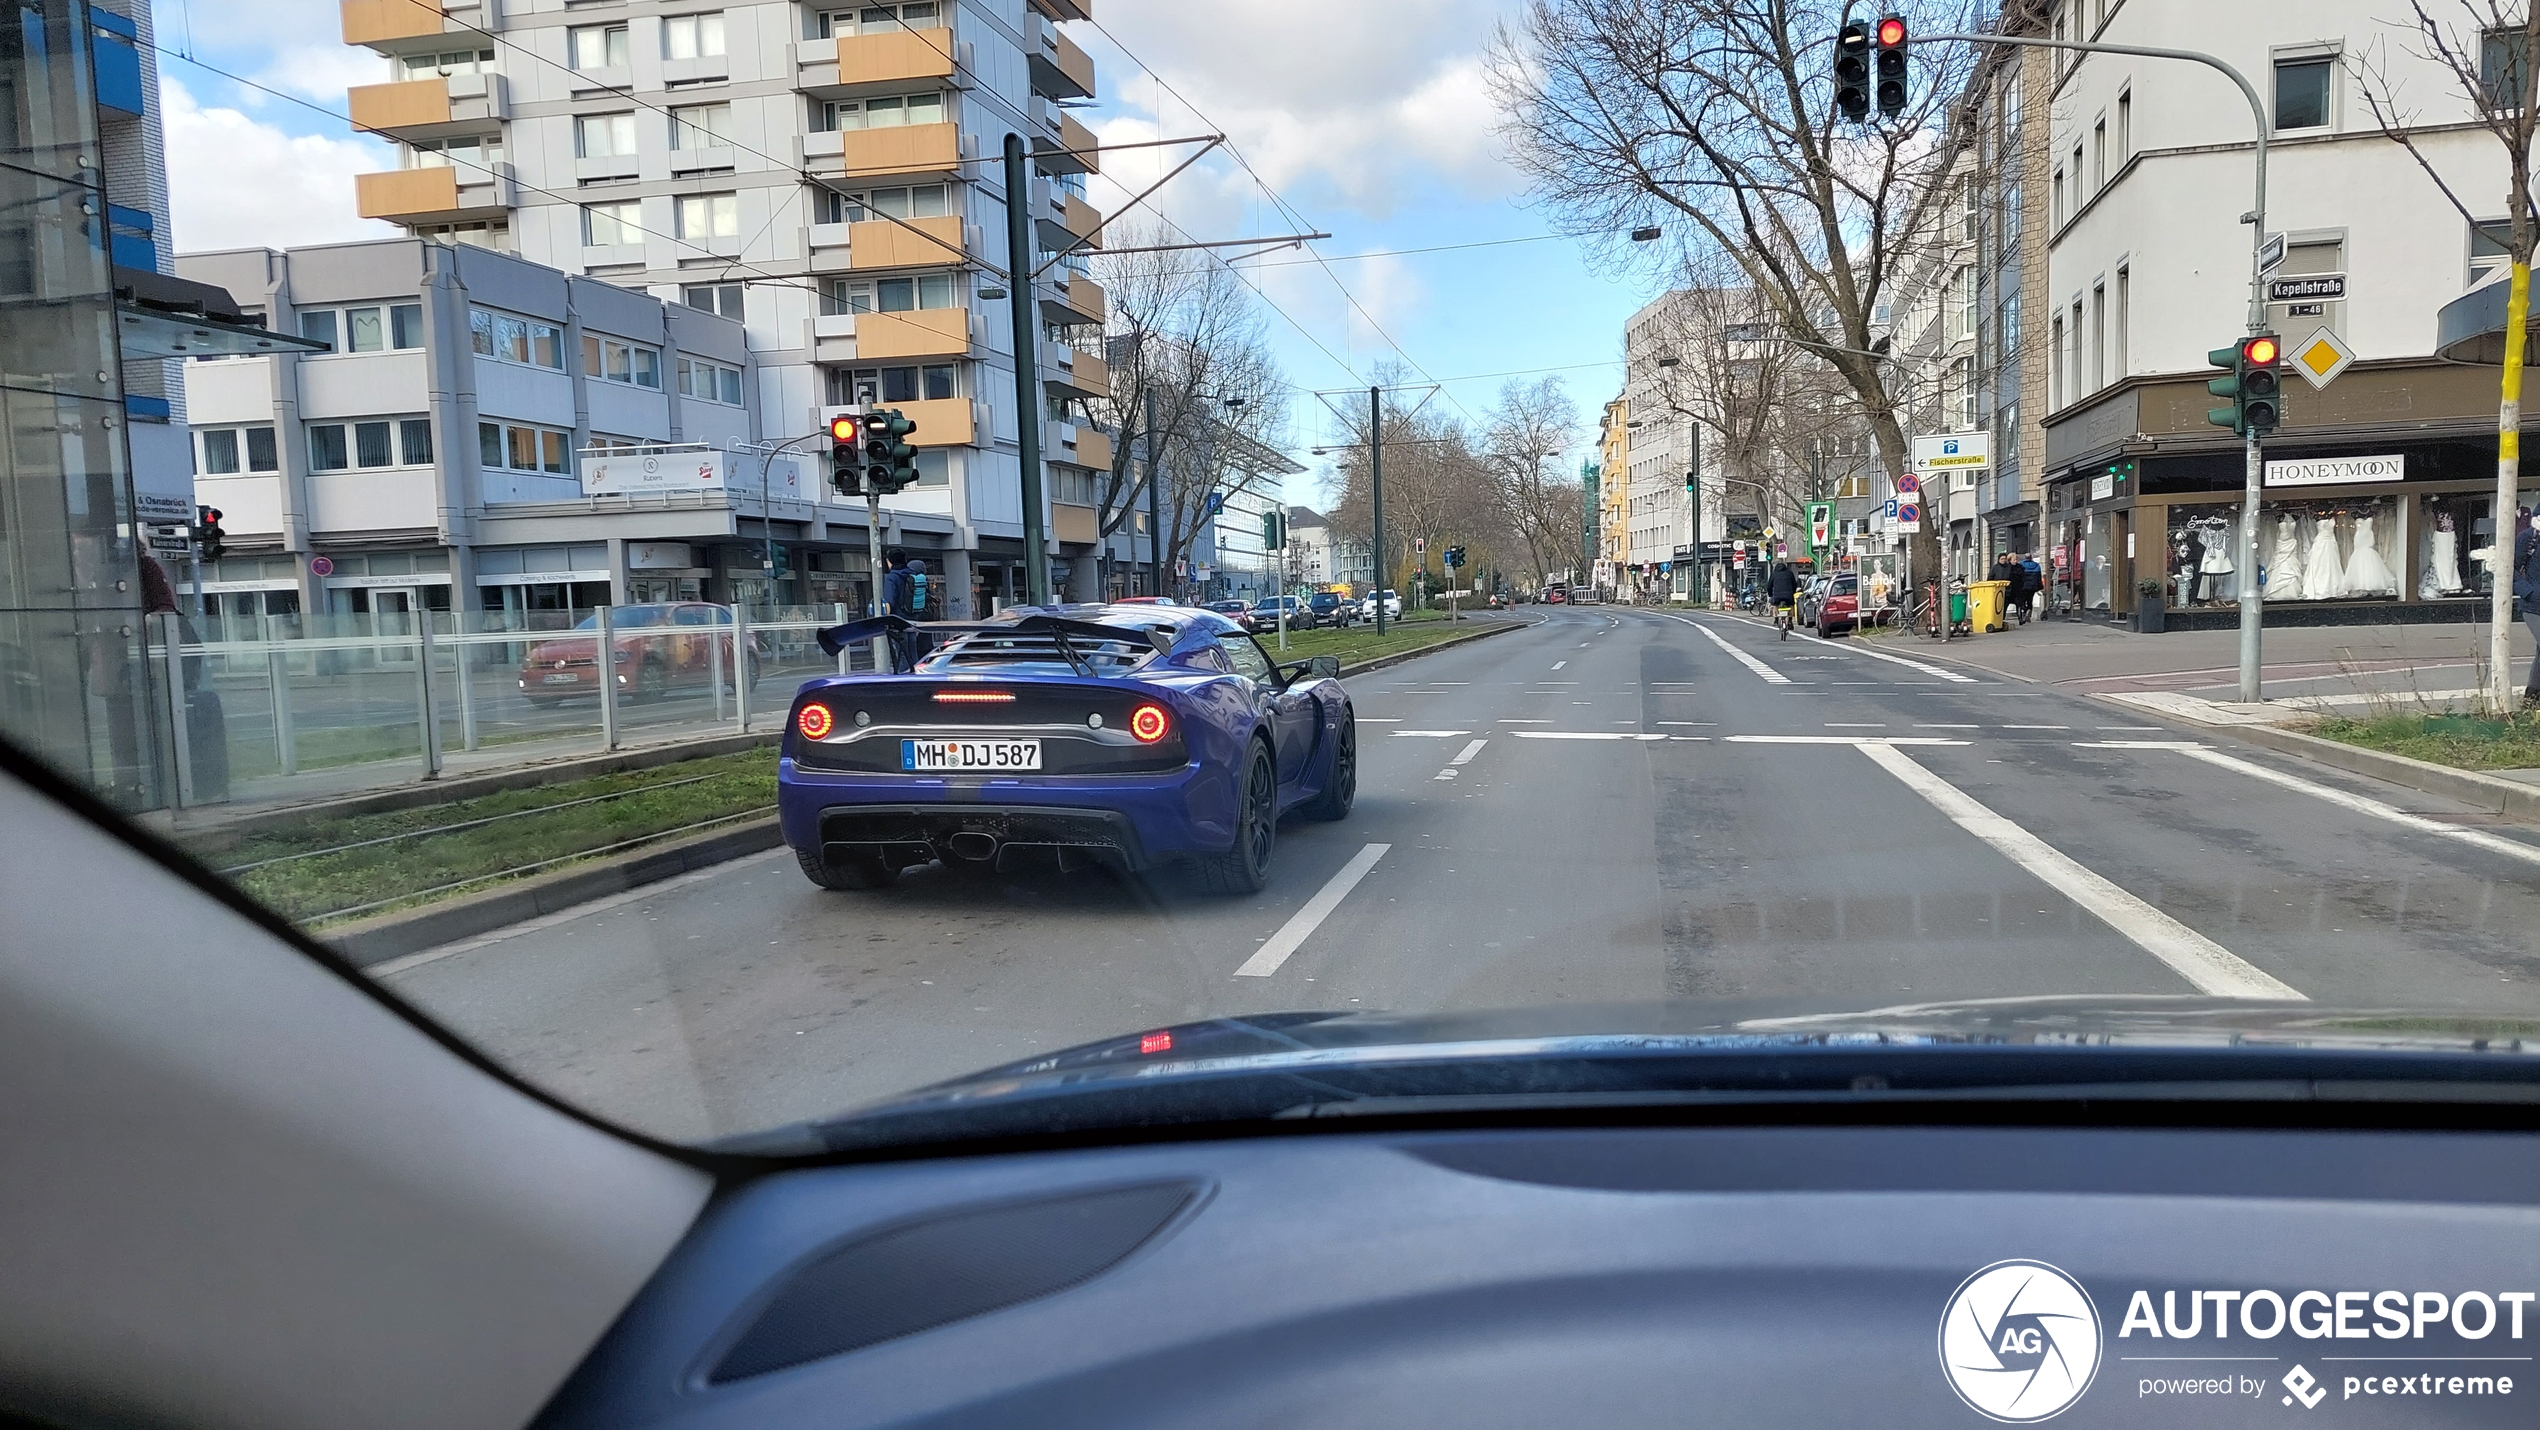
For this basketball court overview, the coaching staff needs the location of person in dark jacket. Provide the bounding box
[1765,561,1800,637]
[2515,515,2539,704]
[2017,551,2045,620]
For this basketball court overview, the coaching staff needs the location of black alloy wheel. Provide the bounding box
[1301,712,1356,821]
[1196,740,1277,894]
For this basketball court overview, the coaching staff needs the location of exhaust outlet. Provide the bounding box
[945,831,999,863]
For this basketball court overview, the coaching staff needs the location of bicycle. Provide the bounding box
[1774,602,1795,640]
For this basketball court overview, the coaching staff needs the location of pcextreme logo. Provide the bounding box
[1939,1260,2104,1422]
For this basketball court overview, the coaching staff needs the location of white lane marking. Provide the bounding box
[1433,769,1458,781]
[1687,621,1791,685]
[2002,724,2071,730]
[1856,744,2303,1000]
[1672,735,1712,741]
[1738,991,2216,1031]
[1450,738,1489,765]
[1657,721,1716,726]
[1390,729,1471,737]
[1498,718,1552,723]
[2072,740,2206,750]
[1512,731,1670,741]
[1916,723,1979,729]
[1825,722,1888,728]
[1357,718,1404,722]
[1551,660,1567,670]
[2100,725,2168,731]
[1726,734,1968,746]
[2175,746,2540,870]
[1578,641,1593,647]
[1235,843,1392,978]
[372,848,794,977]
[1799,628,1980,684]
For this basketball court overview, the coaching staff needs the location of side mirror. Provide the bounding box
[1285,655,1341,683]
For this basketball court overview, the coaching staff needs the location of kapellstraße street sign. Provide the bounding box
[2290,326,2355,390]
[2267,273,2346,304]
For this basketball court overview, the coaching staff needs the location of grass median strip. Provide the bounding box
[1253,612,1509,668]
[208,748,778,926]
[2306,711,2540,773]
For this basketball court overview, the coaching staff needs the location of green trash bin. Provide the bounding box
[1948,589,1968,625]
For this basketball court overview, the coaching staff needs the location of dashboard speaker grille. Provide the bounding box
[707,1181,1197,1383]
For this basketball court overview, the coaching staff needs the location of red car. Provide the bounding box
[519,603,768,706]
[1811,574,1860,637]
[1543,587,1568,604]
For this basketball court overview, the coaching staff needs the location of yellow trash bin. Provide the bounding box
[1968,579,2010,633]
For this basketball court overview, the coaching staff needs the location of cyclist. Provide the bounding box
[1766,560,1800,640]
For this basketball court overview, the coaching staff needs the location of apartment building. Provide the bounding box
[1595,396,1629,591]
[335,0,1109,615]
[172,238,914,630]
[2041,0,2529,623]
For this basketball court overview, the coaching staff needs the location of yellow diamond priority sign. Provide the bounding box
[2292,326,2354,391]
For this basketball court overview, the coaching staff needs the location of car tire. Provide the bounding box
[1193,739,1277,895]
[637,657,669,702]
[1299,711,1356,821]
[796,843,897,891]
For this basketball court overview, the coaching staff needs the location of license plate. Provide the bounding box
[902,738,1041,772]
[542,672,579,684]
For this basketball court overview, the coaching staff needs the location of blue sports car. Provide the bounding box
[780,604,1357,894]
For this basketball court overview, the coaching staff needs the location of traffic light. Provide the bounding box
[1834,22,1871,123]
[2205,335,2282,437]
[860,409,918,493]
[1443,545,1466,570]
[1262,508,1285,549]
[1875,14,1909,117]
[828,412,862,495]
[194,504,225,563]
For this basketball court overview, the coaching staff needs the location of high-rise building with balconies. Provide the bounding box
[333,0,1107,615]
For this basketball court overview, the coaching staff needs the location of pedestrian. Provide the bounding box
[1766,559,1800,638]
[2515,512,2539,706]
[2018,550,2044,621]
[880,548,912,617]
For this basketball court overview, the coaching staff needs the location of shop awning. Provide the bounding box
[2432,271,2535,365]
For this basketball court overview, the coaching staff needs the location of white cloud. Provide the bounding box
[161,78,398,254]
[251,42,391,104]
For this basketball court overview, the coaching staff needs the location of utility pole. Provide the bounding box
[1142,384,1164,597]
[1370,384,1387,635]
[1003,133,1051,606]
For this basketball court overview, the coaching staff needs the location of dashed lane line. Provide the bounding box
[1856,744,2304,1001]
[1450,739,1489,765]
[1234,843,1393,978]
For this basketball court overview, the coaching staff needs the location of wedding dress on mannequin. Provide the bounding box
[2199,520,2236,602]
[2345,513,2398,596]
[2301,513,2349,599]
[2264,514,2304,600]
[2424,512,2463,597]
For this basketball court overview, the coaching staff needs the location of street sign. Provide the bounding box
[1912,432,1990,474]
[2267,273,2346,304]
[2290,325,2355,390]
[308,555,335,577]
[1894,500,1923,532]
[1195,564,1212,582]
[1894,471,1922,498]
[1806,500,1833,548]
[2259,232,2288,275]
[146,525,191,557]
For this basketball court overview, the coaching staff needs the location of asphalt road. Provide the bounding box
[378,606,2540,1143]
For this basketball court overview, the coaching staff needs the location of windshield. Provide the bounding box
[18,0,2540,1155]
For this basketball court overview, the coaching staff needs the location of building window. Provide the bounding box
[307,423,349,472]
[2092,117,2106,190]
[2000,180,2020,247]
[2483,28,2532,110]
[676,193,738,238]
[682,282,745,318]
[677,356,745,405]
[352,420,392,469]
[2117,87,2132,161]
[246,426,277,472]
[817,182,951,223]
[2089,282,2105,392]
[1999,289,2019,350]
[2470,219,2514,286]
[826,363,957,405]
[469,309,564,369]
[391,302,424,348]
[477,422,573,475]
[1953,357,1976,430]
[670,102,731,150]
[2052,168,2065,228]
[299,309,337,349]
[662,13,726,59]
[583,335,663,389]
[575,112,637,158]
[818,92,945,131]
[2274,56,2332,131]
[2114,266,2130,378]
[405,135,502,173]
[583,201,643,246]
[417,221,510,251]
[345,305,386,353]
[812,2,940,37]
[400,419,434,466]
[199,428,238,474]
[403,48,496,79]
[570,23,630,71]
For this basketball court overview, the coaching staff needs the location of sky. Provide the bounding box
[146,0,1657,504]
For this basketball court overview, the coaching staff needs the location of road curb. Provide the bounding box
[2197,722,2540,824]
[334,620,1526,962]
[328,815,784,968]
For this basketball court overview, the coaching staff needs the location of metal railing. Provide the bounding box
[150,603,877,808]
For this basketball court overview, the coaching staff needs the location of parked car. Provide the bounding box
[1811,574,1861,637]
[1248,595,1311,630]
[1115,595,1178,607]
[1359,589,1404,620]
[1204,598,1257,631]
[1793,575,1834,628]
[1541,587,1568,605]
[1306,591,1353,627]
[519,603,768,706]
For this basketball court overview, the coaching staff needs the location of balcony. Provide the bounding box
[847,214,966,270]
[1032,181,1103,252]
[1034,110,1099,178]
[354,162,515,223]
[1051,502,1099,544]
[1029,0,1093,21]
[833,122,961,182]
[1045,344,1109,400]
[1028,20,1096,101]
[1067,426,1115,471]
[1044,271,1105,327]
[797,29,957,98]
[856,307,971,360]
[341,0,460,47]
[346,73,507,139]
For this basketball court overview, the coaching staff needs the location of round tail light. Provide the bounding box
[1129,703,1170,743]
[796,702,835,740]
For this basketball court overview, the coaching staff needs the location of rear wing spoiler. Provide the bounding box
[815,613,1178,674]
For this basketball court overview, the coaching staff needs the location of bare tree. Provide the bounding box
[1480,376,1585,582]
[2352,5,2539,708]
[1324,385,1510,598]
[1490,0,1986,590]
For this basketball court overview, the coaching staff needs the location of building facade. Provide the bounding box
[2040,0,2530,623]
[335,0,1108,616]
[1595,396,1629,591]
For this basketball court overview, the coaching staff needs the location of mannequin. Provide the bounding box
[2178,530,2206,604]
[2200,518,2236,603]
[2302,510,2348,600]
[2424,509,2462,598]
[2265,513,2304,600]
[2345,508,2398,596]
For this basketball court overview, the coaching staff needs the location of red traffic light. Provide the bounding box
[1876,15,1906,46]
[2242,335,2280,366]
[827,414,858,443]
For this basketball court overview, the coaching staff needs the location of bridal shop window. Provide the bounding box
[2241,495,2404,602]
[2417,492,2489,599]
[2165,507,2242,607]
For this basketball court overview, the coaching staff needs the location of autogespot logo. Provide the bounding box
[1940,1260,2105,1422]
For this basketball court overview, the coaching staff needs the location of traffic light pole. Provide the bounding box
[1370,384,1387,636]
[1923,31,2270,699]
